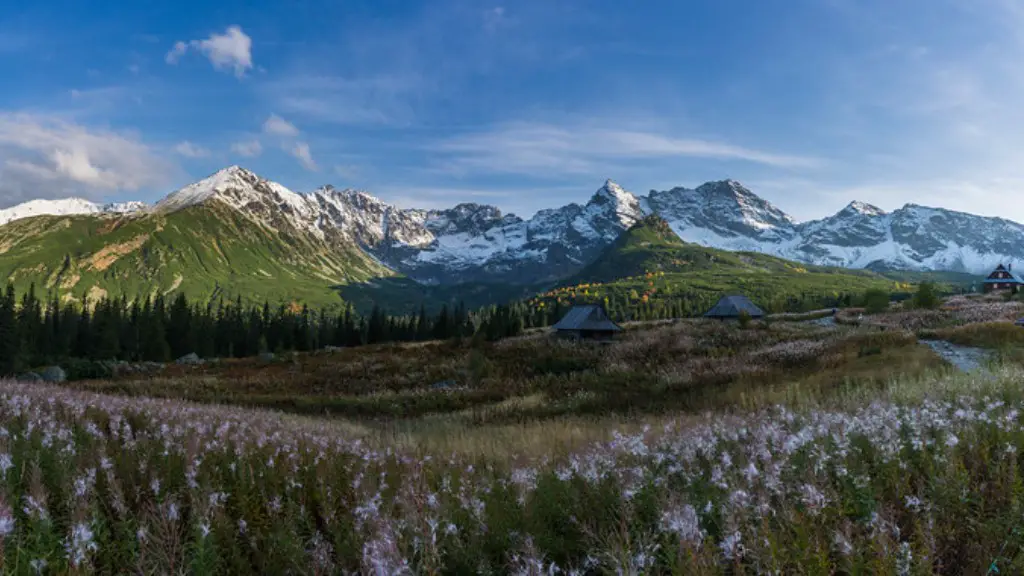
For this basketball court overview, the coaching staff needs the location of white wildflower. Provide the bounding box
[833,531,853,556]
[897,541,913,575]
[720,530,744,561]
[800,484,828,516]
[660,503,703,546]
[66,521,97,568]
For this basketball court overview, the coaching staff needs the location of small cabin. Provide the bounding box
[553,304,622,340]
[983,264,1024,294]
[704,295,766,320]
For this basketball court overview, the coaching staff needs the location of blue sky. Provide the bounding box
[2,0,1024,222]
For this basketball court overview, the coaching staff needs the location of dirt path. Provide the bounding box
[920,340,990,373]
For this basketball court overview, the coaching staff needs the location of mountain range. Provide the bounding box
[0,165,1010,305]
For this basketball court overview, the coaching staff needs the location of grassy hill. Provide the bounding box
[531,216,920,317]
[0,204,390,307]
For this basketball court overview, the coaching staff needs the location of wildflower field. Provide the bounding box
[6,297,1024,573]
[6,365,1024,573]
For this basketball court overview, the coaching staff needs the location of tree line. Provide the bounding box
[0,285,536,375]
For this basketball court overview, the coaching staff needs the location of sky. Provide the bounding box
[2,0,1024,222]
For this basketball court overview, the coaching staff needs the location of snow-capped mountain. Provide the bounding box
[146,168,649,283]
[3,165,1022,284]
[0,198,146,226]
[648,180,798,251]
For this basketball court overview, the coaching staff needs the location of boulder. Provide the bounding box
[39,366,66,383]
[18,372,44,383]
[258,352,276,363]
[175,353,203,366]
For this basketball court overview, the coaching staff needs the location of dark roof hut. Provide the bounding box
[983,263,1024,293]
[703,295,765,319]
[553,304,622,340]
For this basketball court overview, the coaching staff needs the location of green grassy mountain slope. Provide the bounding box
[0,203,390,307]
[530,216,919,317]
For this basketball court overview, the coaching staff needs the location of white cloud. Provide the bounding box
[173,140,210,158]
[435,122,818,177]
[289,142,317,171]
[0,113,173,206]
[166,26,253,78]
[262,114,299,137]
[230,139,262,157]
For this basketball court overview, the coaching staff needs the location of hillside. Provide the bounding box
[0,202,388,307]
[533,216,921,319]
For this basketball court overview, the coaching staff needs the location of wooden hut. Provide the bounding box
[553,304,622,340]
[983,264,1024,294]
[703,295,765,319]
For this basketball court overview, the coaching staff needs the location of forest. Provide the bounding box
[0,279,917,375]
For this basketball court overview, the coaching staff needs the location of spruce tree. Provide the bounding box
[0,285,17,375]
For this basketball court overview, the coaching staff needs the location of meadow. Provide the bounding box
[5,295,1024,573]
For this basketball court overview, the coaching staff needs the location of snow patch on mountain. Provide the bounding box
[7,165,1024,282]
[0,197,146,226]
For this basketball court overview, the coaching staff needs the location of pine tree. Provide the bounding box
[0,285,17,375]
[415,304,430,340]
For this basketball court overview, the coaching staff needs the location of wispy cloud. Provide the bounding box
[482,7,507,33]
[230,139,262,158]
[0,113,174,206]
[173,140,209,158]
[434,122,819,177]
[333,164,361,179]
[263,74,422,126]
[166,25,253,78]
[262,114,299,137]
[289,142,317,171]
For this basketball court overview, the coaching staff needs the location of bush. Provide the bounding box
[913,282,940,310]
[863,289,891,314]
[61,358,115,381]
[737,310,752,329]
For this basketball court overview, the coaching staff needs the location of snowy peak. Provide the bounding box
[103,201,148,214]
[9,165,1024,281]
[693,180,796,228]
[155,165,263,212]
[0,197,146,226]
[842,201,887,217]
[584,179,645,230]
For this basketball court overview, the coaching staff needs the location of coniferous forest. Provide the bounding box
[0,280,904,376]
[0,284,539,376]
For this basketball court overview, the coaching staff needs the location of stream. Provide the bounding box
[919,340,991,373]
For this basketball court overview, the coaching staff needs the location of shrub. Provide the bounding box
[863,289,891,314]
[913,281,940,310]
[61,358,115,381]
[737,310,752,329]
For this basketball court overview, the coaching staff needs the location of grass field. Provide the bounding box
[5,295,1024,573]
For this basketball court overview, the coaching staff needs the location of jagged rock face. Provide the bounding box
[5,165,1024,284]
[648,180,797,250]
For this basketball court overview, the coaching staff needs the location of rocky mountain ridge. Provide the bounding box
[2,166,1019,284]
